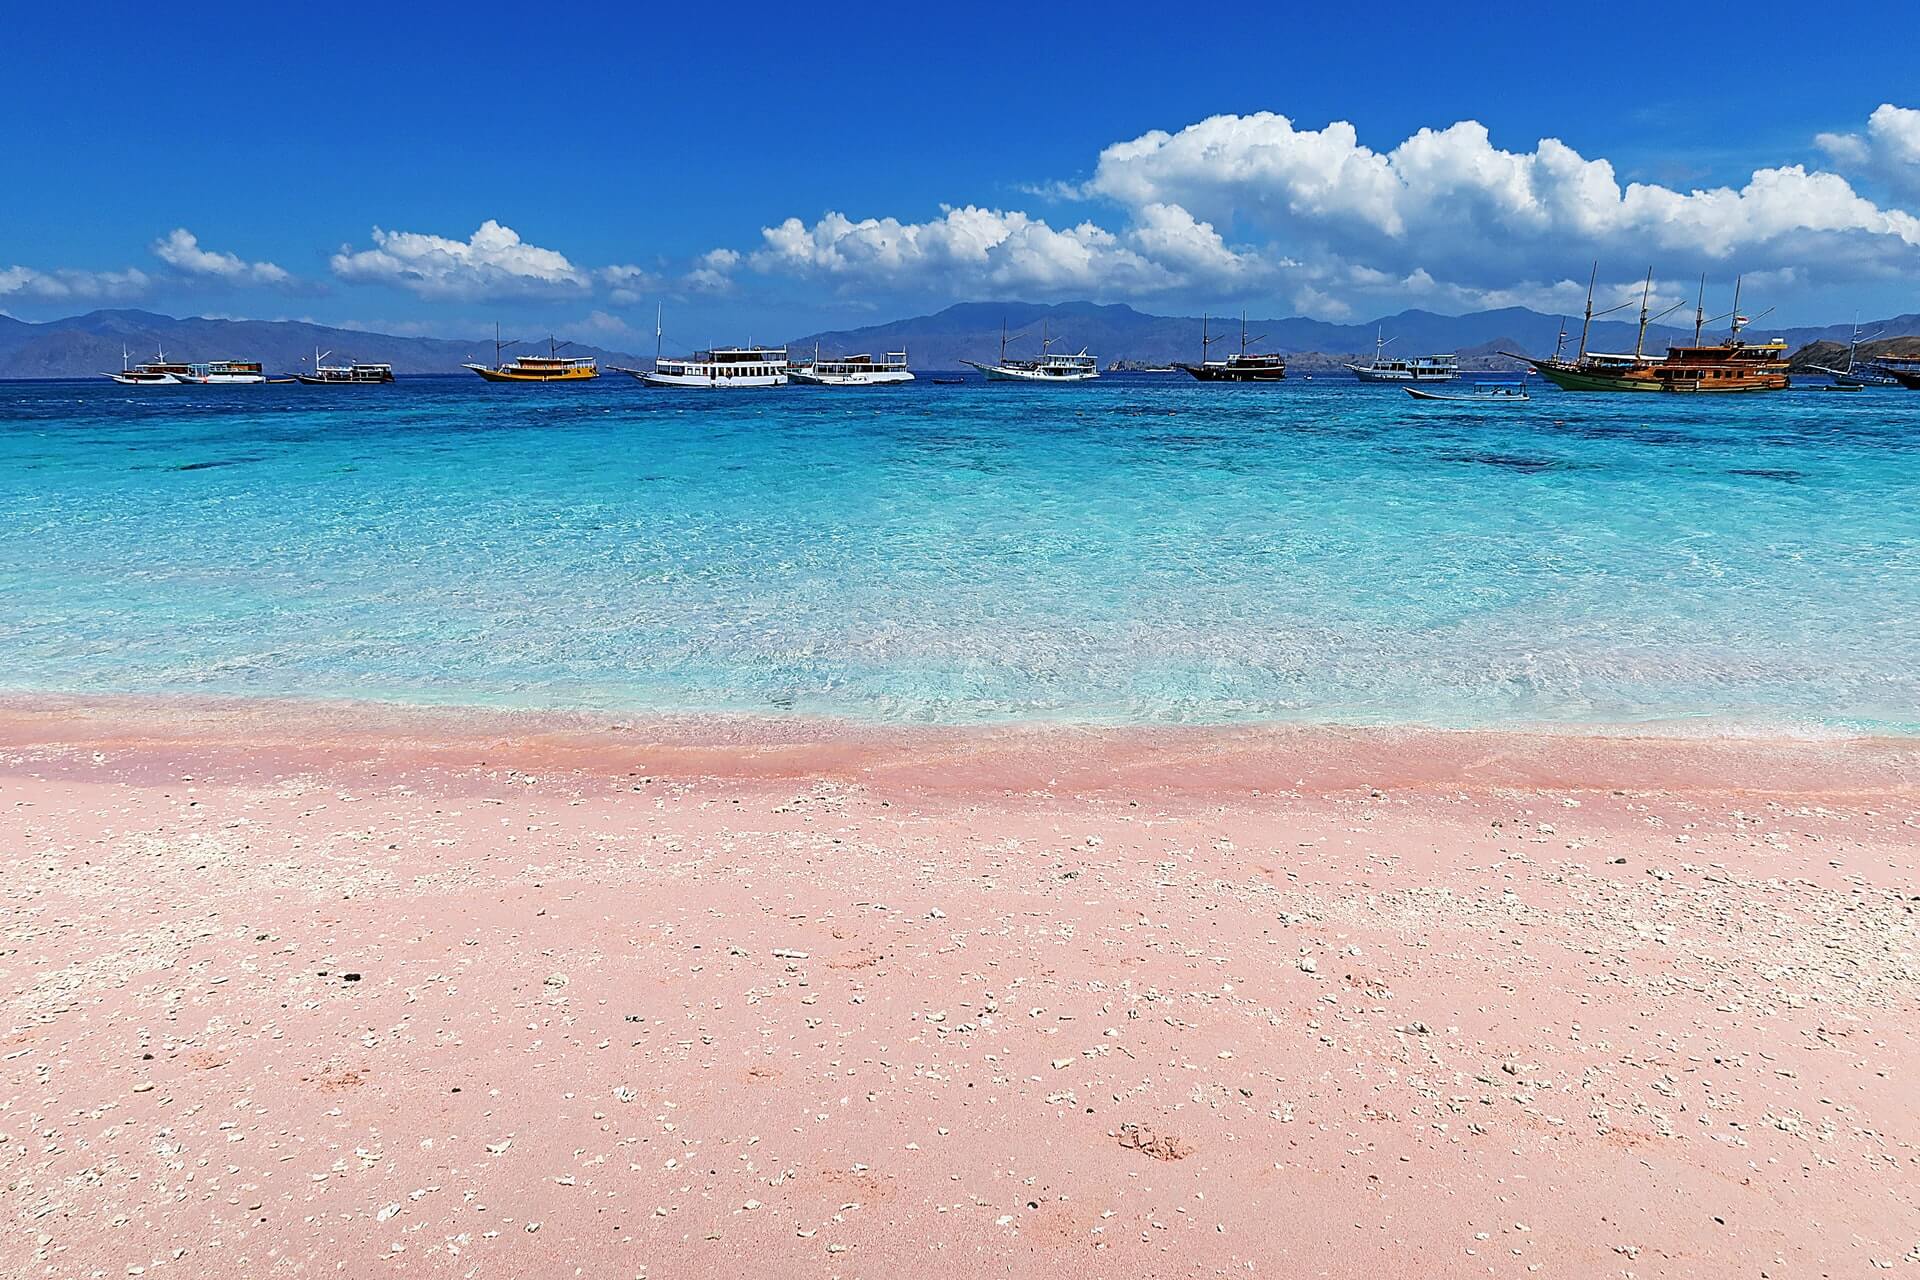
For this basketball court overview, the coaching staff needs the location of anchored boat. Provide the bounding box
[613,307,789,387]
[295,347,394,384]
[178,360,267,385]
[1346,329,1456,383]
[1874,356,1920,389]
[1406,376,1531,403]
[1177,314,1286,382]
[466,327,599,382]
[105,348,191,385]
[1509,269,1789,393]
[789,347,913,386]
[962,321,1098,382]
[1806,321,1900,388]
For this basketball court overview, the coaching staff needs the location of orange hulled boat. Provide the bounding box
[1510,269,1790,393]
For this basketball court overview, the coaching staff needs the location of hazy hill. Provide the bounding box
[1788,334,1920,371]
[785,300,1920,370]
[0,310,644,379]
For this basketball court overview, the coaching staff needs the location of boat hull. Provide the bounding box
[106,374,182,385]
[637,371,787,388]
[788,369,913,386]
[1525,361,1663,392]
[1884,367,1920,390]
[467,365,599,382]
[293,373,394,385]
[963,361,1098,382]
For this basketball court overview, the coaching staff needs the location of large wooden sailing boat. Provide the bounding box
[962,320,1099,382]
[1508,269,1789,393]
[1177,313,1287,382]
[465,327,599,382]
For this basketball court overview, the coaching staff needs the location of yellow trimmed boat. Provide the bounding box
[465,329,599,382]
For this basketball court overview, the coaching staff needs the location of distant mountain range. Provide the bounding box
[0,310,644,380]
[3,301,1917,379]
[786,301,1920,372]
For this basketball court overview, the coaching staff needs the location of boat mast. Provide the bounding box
[1692,275,1706,345]
[1729,276,1745,343]
[655,304,664,366]
[1240,311,1249,359]
[1577,262,1598,359]
[1633,267,1654,360]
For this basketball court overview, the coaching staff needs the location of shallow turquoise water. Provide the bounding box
[2,375,1916,731]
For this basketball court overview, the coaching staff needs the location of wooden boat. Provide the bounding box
[465,327,598,382]
[963,321,1098,382]
[105,348,191,385]
[1509,270,1788,393]
[1177,314,1286,382]
[1406,381,1530,402]
[294,346,394,384]
[1806,321,1900,387]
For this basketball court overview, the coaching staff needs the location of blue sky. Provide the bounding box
[5,1,1919,346]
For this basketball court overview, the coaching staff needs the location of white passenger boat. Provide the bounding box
[962,322,1098,382]
[1346,329,1459,383]
[105,347,191,385]
[789,348,913,386]
[177,359,268,385]
[614,306,788,387]
[630,346,788,388]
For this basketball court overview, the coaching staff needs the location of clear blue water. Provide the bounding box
[2,375,1916,732]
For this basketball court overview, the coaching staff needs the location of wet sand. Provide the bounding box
[3,698,1916,1277]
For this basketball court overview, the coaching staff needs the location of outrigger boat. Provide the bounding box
[962,320,1098,382]
[1346,328,1456,383]
[104,347,191,385]
[1508,269,1789,393]
[1406,375,1531,403]
[1177,313,1287,382]
[465,326,599,382]
[295,346,394,384]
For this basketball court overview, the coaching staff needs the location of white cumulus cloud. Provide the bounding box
[1817,103,1920,200]
[744,204,1246,297]
[1081,112,1920,283]
[0,265,151,301]
[330,220,591,300]
[152,228,290,284]
[723,107,1920,317]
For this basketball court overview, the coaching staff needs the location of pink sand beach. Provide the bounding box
[3,696,1916,1278]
